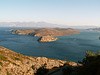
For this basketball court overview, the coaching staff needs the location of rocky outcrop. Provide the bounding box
[0,46,77,75]
[38,36,58,42]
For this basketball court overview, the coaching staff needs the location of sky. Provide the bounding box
[0,0,100,26]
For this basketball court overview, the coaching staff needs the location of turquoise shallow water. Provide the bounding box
[0,27,100,62]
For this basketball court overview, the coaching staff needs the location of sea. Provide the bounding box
[0,27,100,63]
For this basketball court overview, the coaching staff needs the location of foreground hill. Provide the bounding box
[0,46,77,75]
[10,28,80,42]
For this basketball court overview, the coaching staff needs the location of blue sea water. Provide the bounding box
[0,27,100,62]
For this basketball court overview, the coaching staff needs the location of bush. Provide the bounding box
[11,56,23,63]
[62,50,100,75]
[0,54,8,61]
[32,65,35,70]
[62,66,74,75]
[35,66,49,75]
[7,71,11,75]
[0,62,3,66]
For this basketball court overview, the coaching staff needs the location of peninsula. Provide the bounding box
[10,28,80,42]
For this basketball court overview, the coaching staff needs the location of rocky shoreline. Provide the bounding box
[10,28,80,42]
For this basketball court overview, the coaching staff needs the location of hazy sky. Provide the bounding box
[0,0,100,26]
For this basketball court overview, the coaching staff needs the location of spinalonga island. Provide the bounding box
[10,28,80,42]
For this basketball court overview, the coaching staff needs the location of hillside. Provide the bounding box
[0,46,77,75]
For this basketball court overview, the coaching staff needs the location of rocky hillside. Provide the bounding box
[0,46,77,75]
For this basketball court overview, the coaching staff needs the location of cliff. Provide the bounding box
[0,46,77,75]
[10,28,80,42]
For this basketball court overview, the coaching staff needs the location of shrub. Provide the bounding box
[62,50,100,75]
[7,71,11,75]
[11,56,23,63]
[0,54,8,61]
[31,65,35,70]
[0,62,3,66]
[35,66,49,75]
[0,51,5,54]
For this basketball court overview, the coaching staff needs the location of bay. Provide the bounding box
[0,27,100,62]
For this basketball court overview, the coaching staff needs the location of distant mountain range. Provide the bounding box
[87,27,100,32]
[0,22,63,28]
[66,26,98,29]
[0,22,98,29]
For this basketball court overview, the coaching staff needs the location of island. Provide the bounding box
[10,28,80,42]
[38,36,58,42]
